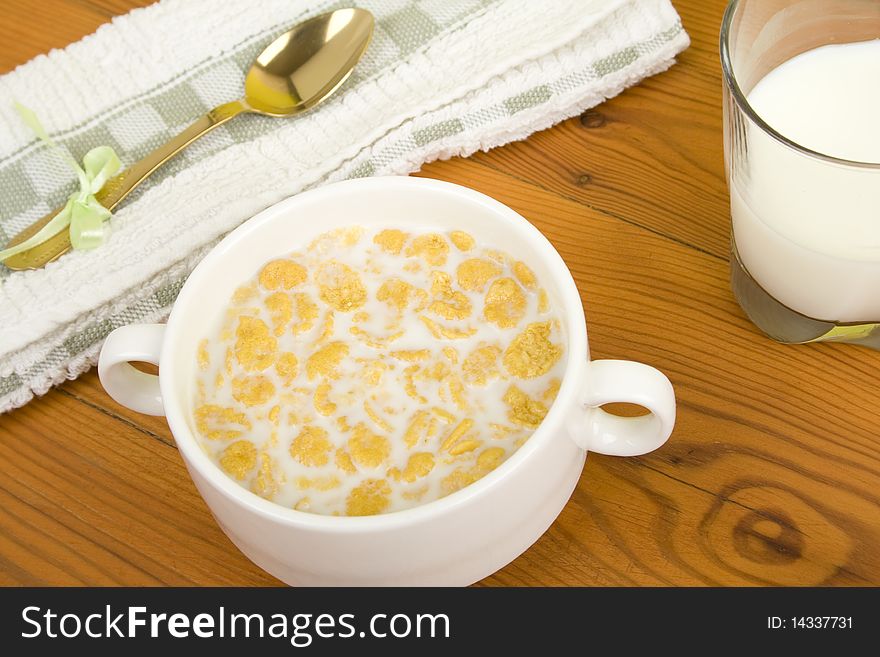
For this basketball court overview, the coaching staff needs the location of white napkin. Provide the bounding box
[0,0,688,412]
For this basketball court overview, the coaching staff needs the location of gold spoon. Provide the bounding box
[2,8,374,271]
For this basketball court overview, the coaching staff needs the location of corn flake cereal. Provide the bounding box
[234,316,277,372]
[275,352,299,384]
[373,229,408,255]
[462,345,502,386]
[348,423,391,469]
[220,440,257,480]
[192,226,565,516]
[503,385,549,428]
[388,452,435,483]
[316,261,367,312]
[231,375,275,407]
[306,342,349,380]
[291,293,318,334]
[503,322,563,378]
[512,261,537,289]
[484,278,527,328]
[346,478,392,516]
[405,233,449,266]
[265,292,293,336]
[252,453,281,498]
[377,278,421,312]
[259,260,307,291]
[449,231,475,252]
[194,404,251,441]
[457,258,502,292]
[290,425,333,467]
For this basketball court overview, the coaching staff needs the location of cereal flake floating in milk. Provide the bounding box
[192,227,565,516]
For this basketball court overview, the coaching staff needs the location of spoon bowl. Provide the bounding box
[245,8,373,116]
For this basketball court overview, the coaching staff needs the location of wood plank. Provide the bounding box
[471,0,730,259]
[0,388,281,585]
[502,454,872,587]
[62,371,177,443]
[415,159,880,585]
[75,0,153,16]
[0,0,111,73]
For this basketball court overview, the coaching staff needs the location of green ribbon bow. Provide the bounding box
[0,103,121,261]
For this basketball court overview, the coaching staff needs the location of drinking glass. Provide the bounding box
[721,0,880,347]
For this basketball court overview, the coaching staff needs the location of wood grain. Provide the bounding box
[0,1,107,72]
[0,390,280,585]
[1,0,879,586]
[472,0,730,259]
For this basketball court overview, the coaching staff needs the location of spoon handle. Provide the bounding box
[2,99,249,271]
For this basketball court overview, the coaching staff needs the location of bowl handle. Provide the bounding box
[97,324,166,416]
[567,359,675,456]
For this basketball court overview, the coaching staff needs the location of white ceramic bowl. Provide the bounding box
[98,176,675,586]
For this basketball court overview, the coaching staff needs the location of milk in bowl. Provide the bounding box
[191,226,566,516]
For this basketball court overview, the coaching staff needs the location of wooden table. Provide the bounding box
[1,0,878,587]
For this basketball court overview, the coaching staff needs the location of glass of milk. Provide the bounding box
[721,0,880,347]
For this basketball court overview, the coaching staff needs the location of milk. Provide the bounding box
[731,40,880,322]
[192,226,566,516]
